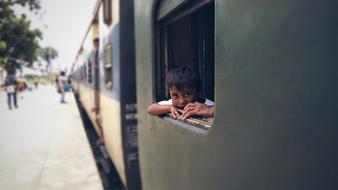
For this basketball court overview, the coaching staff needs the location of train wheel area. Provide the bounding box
[0,85,105,190]
[76,94,124,190]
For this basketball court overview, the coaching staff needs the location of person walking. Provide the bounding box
[4,74,18,109]
[33,76,39,89]
[58,71,67,103]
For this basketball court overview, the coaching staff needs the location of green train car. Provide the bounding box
[134,0,338,189]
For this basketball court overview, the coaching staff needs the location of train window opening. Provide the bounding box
[80,66,83,81]
[81,66,83,81]
[88,60,92,83]
[154,0,215,129]
[83,64,87,81]
[104,43,113,89]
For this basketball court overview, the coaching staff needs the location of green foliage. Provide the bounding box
[36,46,58,63]
[13,0,42,11]
[0,0,42,72]
[0,41,7,50]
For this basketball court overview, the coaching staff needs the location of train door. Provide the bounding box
[91,17,103,139]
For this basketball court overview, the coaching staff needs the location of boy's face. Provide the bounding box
[169,86,198,109]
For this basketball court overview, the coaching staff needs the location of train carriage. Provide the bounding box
[134,0,338,189]
[71,0,140,189]
[98,0,141,188]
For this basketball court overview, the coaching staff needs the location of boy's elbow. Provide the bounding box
[147,104,157,116]
[147,107,153,115]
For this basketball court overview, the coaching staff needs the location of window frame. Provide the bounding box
[104,42,113,90]
[154,0,215,101]
[154,0,215,129]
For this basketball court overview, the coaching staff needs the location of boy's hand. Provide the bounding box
[170,106,182,119]
[182,102,207,119]
[182,102,215,119]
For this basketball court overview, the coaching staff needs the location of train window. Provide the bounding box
[103,0,112,26]
[88,60,92,83]
[81,65,85,81]
[84,64,87,81]
[79,67,82,80]
[104,43,113,89]
[154,0,215,129]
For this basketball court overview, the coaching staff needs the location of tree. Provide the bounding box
[0,0,42,74]
[36,46,58,72]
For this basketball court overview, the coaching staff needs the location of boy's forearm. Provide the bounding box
[199,106,214,118]
[147,104,172,116]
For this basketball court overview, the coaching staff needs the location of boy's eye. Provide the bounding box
[171,94,178,99]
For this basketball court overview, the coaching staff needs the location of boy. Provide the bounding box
[148,66,214,120]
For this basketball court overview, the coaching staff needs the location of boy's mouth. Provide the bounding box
[175,105,186,109]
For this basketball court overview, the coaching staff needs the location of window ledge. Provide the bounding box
[160,113,213,135]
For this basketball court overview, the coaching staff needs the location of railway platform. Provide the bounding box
[0,85,103,190]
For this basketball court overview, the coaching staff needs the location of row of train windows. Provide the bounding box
[98,0,215,100]
[87,1,214,96]
[80,0,215,129]
[79,48,112,90]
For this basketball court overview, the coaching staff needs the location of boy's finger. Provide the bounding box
[183,111,191,120]
[183,104,194,112]
[177,109,184,114]
[170,110,176,118]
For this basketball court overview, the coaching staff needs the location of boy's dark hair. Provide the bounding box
[166,65,201,93]
[93,38,99,43]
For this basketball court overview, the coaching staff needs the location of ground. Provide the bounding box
[0,84,103,190]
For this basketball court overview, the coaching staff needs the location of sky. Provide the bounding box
[14,0,98,73]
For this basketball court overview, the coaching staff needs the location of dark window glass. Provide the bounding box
[88,60,92,83]
[84,64,87,81]
[80,67,82,80]
[81,65,85,81]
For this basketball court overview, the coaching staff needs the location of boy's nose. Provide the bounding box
[178,98,187,105]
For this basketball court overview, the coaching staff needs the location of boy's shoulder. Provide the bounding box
[157,98,214,106]
[204,98,214,106]
[157,99,172,105]
[197,97,214,106]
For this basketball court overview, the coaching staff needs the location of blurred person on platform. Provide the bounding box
[58,71,68,103]
[4,74,18,109]
[33,76,39,89]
